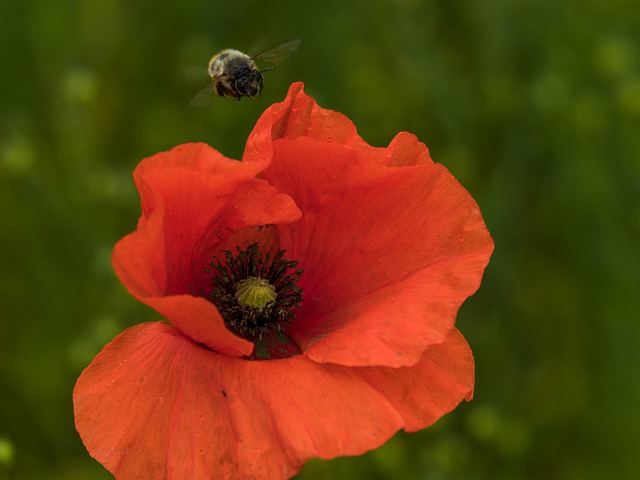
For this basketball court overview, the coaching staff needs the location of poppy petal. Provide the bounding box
[383,131,435,167]
[74,323,472,480]
[112,143,301,356]
[246,82,434,168]
[245,82,370,161]
[264,137,493,367]
[357,327,474,431]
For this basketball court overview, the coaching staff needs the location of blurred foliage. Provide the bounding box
[1,0,639,479]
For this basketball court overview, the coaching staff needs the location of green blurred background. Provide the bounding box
[1,0,639,478]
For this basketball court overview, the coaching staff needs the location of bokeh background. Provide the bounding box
[1,0,639,478]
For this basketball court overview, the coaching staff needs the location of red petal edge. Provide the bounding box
[74,323,473,480]
[247,82,434,167]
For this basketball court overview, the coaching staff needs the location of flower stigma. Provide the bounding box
[208,242,304,359]
[234,277,277,311]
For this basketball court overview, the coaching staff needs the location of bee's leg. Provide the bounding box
[214,82,227,97]
[232,79,243,100]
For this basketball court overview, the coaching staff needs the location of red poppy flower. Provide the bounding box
[74,82,493,479]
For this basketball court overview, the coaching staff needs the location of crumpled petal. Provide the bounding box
[248,84,493,367]
[246,82,434,168]
[74,322,473,480]
[112,143,301,356]
[244,83,370,163]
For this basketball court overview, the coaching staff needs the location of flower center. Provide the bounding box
[234,277,277,311]
[208,243,303,347]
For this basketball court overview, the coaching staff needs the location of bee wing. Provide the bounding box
[189,82,215,107]
[252,39,301,66]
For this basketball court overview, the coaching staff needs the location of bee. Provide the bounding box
[189,39,300,106]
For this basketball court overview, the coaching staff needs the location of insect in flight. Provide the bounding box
[189,39,300,106]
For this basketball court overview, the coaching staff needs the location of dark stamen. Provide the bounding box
[209,243,303,344]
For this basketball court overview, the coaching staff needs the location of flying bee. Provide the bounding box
[189,39,300,106]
